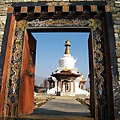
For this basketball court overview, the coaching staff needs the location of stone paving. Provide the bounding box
[19,96,94,120]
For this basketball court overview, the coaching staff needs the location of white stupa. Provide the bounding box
[47,39,90,97]
[56,39,79,74]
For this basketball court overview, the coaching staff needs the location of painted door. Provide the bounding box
[88,32,95,117]
[19,31,36,115]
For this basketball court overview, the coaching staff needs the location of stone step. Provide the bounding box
[61,92,75,96]
[18,115,94,120]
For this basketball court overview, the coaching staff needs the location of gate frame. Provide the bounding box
[0,1,119,120]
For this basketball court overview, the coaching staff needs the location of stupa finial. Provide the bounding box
[64,39,71,54]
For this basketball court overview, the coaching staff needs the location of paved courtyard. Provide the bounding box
[19,96,94,120]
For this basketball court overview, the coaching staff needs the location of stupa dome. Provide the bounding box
[59,54,76,70]
[58,39,77,70]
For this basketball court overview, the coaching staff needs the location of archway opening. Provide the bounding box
[33,32,90,89]
[19,27,95,119]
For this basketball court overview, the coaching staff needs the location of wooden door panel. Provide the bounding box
[88,32,95,117]
[19,31,36,115]
[0,14,15,116]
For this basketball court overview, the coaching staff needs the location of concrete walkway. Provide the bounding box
[19,96,94,120]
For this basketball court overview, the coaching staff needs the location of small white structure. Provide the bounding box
[47,40,90,97]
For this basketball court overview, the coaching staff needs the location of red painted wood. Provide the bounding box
[19,31,36,115]
[88,32,96,118]
[0,14,15,116]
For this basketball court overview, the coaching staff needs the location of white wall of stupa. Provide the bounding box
[56,39,79,74]
[47,39,90,97]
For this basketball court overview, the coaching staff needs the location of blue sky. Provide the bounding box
[32,32,90,87]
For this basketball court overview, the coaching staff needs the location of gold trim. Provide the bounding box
[64,39,71,54]
[63,68,71,71]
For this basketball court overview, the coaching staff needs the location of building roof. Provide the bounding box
[80,74,87,82]
[51,71,81,80]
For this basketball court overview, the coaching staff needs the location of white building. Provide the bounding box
[47,40,90,97]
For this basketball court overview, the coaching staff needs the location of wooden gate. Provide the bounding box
[0,1,119,120]
[19,31,36,115]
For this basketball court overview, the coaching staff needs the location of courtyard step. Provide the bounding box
[18,115,94,120]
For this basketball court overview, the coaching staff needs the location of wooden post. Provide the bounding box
[60,80,62,92]
[70,81,71,92]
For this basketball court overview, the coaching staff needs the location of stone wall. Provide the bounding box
[0,2,10,55]
[113,1,120,84]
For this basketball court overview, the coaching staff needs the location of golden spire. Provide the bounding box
[64,39,71,54]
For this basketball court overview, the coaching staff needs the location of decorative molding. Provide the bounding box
[8,5,107,18]
[21,7,27,13]
[76,5,83,12]
[7,7,13,13]
[105,5,111,12]
[48,6,54,12]
[34,6,41,13]
[62,6,69,12]
[91,5,98,12]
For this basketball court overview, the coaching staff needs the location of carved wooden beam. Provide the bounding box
[34,6,41,13]
[8,4,108,19]
[62,6,69,12]
[105,5,111,12]
[91,5,98,12]
[7,7,13,13]
[21,7,27,13]
[48,6,54,12]
[76,5,83,12]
